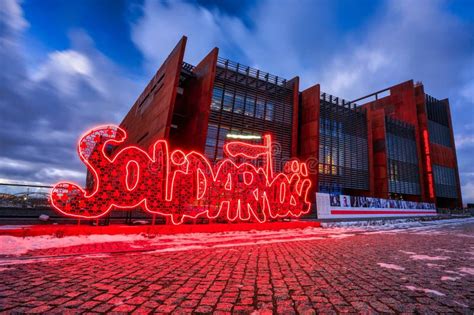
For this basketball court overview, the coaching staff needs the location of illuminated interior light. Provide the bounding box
[226,134,262,140]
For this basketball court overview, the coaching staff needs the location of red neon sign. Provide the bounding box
[51,126,312,224]
[423,130,435,198]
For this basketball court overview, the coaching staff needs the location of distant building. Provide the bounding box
[118,36,462,212]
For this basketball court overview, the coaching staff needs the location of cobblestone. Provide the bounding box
[0,222,473,313]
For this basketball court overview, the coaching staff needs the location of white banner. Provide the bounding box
[316,193,437,219]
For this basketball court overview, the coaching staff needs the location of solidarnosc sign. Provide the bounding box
[51,125,312,224]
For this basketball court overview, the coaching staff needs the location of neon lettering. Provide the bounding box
[423,130,435,198]
[51,125,312,224]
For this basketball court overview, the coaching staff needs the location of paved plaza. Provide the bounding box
[0,219,473,314]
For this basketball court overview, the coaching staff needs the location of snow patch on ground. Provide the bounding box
[328,234,355,239]
[458,267,474,275]
[426,263,446,268]
[445,270,463,275]
[377,263,405,271]
[78,254,111,259]
[0,257,68,266]
[149,245,207,253]
[0,217,472,257]
[409,254,450,261]
[399,251,450,261]
[441,276,460,281]
[404,285,445,296]
[321,218,420,229]
[322,217,474,230]
[0,234,146,256]
[0,225,32,230]
[454,233,474,238]
[0,227,348,256]
[454,301,469,308]
[435,248,456,253]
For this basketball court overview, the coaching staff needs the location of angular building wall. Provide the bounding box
[120,37,187,149]
[318,94,370,195]
[421,94,462,208]
[358,81,425,202]
[356,81,462,207]
[300,87,372,209]
[116,36,462,211]
[299,84,320,206]
[170,48,218,151]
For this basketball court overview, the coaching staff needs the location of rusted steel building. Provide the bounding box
[120,36,462,211]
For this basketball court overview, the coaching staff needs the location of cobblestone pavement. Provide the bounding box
[1,221,473,314]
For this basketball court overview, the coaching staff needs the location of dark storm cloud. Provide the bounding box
[0,1,143,185]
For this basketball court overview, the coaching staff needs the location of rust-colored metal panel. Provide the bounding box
[299,84,320,204]
[431,143,456,168]
[443,98,463,207]
[119,36,187,149]
[361,80,427,202]
[414,84,435,203]
[171,48,218,151]
[388,80,426,203]
[366,107,375,197]
[371,109,389,198]
[288,77,300,158]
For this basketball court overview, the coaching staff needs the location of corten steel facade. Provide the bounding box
[119,36,462,213]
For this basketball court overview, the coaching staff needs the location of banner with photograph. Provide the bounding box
[317,193,437,219]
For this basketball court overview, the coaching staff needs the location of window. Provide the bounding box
[265,102,274,121]
[428,120,451,147]
[234,94,244,114]
[223,91,233,112]
[204,124,219,160]
[432,164,457,198]
[211,87,223,111]
[244,95,255,117]
[318,100,369,191]
[255,100,265,119]
[205,146,215,159]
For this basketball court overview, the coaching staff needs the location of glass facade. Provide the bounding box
[426,94,452,147]
[385,117,421,195]
[204,58,294,171]
[426,94,459,200]
[432,164,457,198]
[318,94,369,193]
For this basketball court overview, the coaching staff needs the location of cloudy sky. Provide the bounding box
[0,0,473,203]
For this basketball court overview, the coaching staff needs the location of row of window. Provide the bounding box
[388,181,421,195]
[432,164,457,199]
[385,118,415,140]
[319,142,369,170]
[433,164,457,186]
[318,168,369,191]
[387,159,420,195]
[209,64,295,172]
[211,87,277,122]
[435,184,458,199]
[320,116,367,139]
[386,134,419,164]
[318,99,369,191]
[426,95,450,126]
[428,120,452,147]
